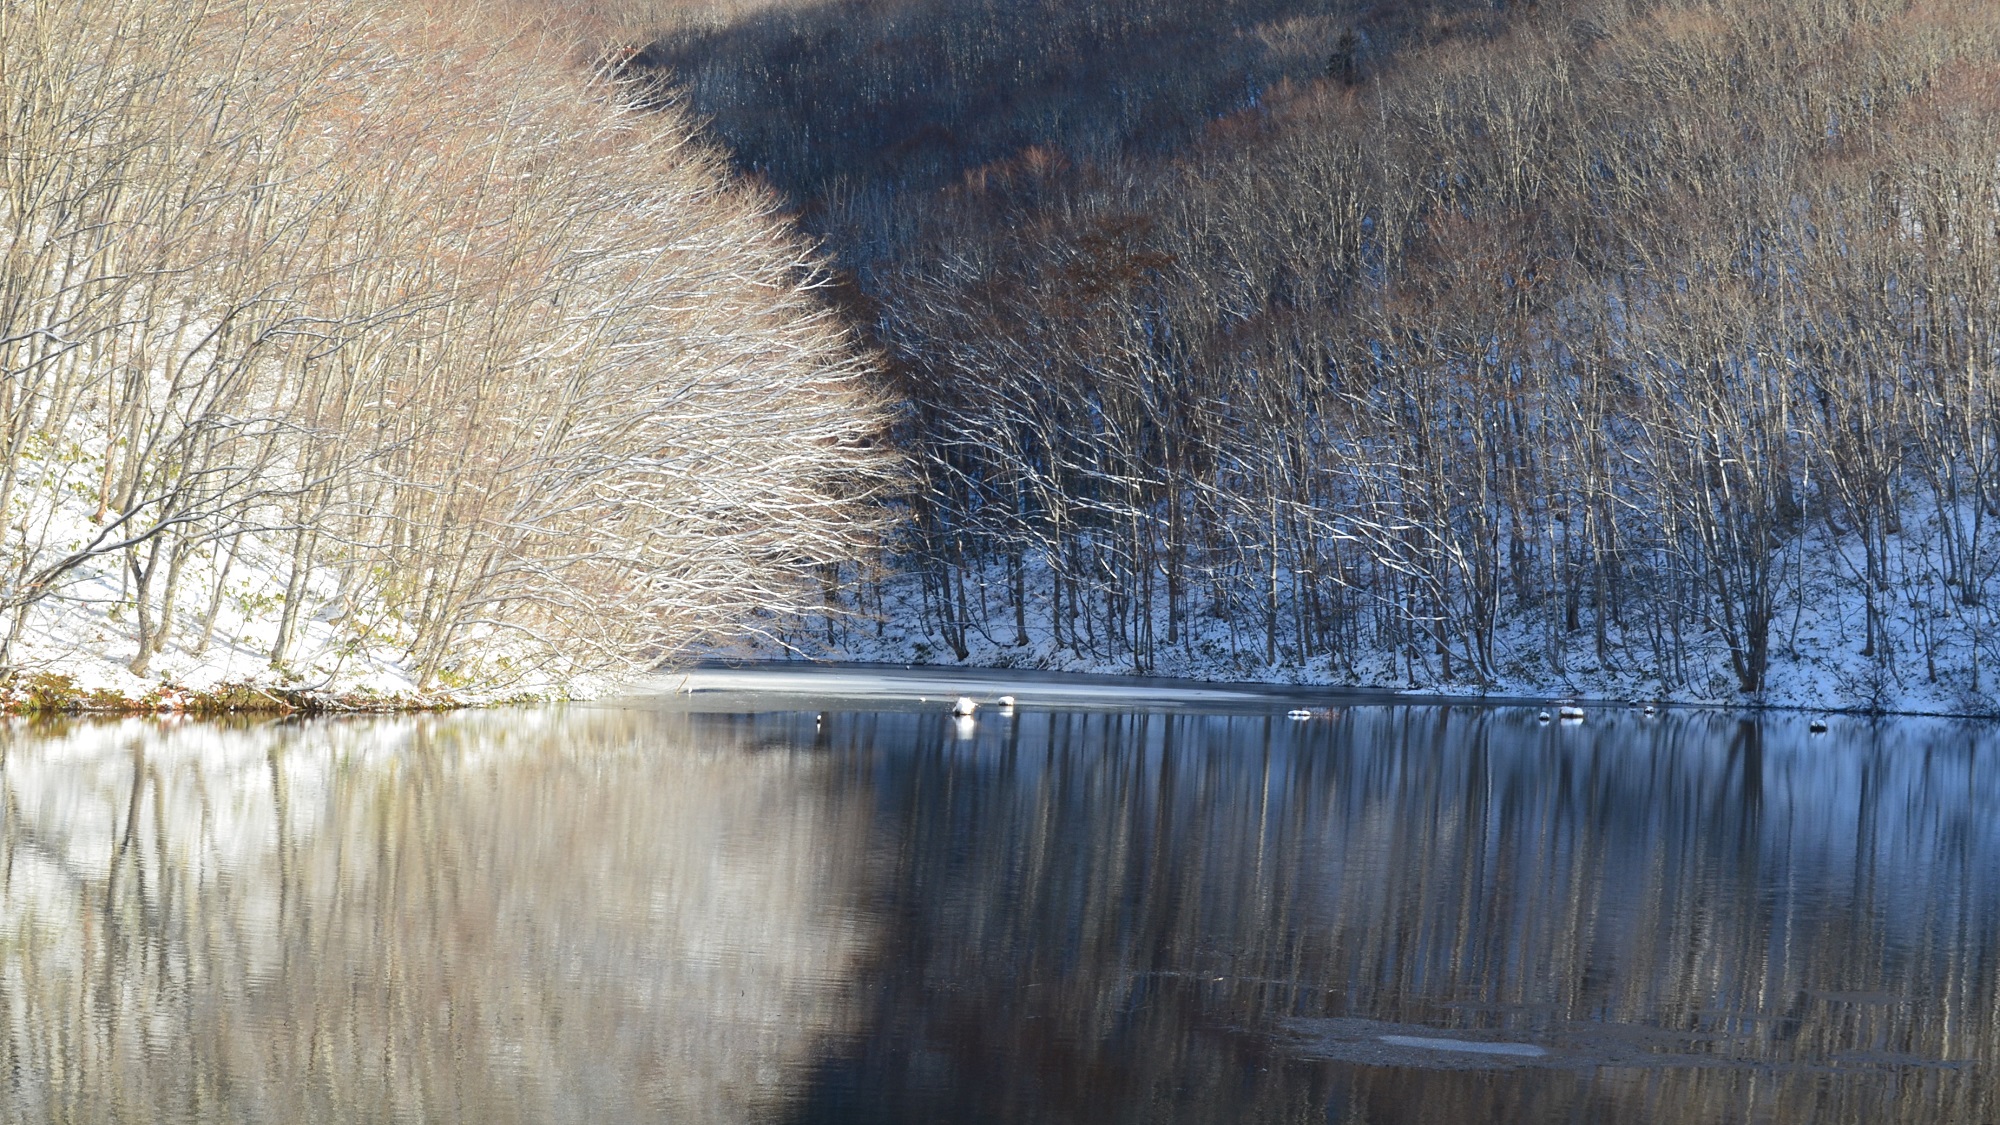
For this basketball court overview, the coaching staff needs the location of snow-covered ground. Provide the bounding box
[0,538,621,708]
[0,439,615,708]
[738,501,2000,717]
[6,541,419,703]
[16,409,1995,718]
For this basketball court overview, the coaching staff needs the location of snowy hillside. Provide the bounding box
[752,499,2000,717]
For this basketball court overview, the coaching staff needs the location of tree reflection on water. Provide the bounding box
[792,706,2000,1124]
[2,703,1996,1124]
[0,709,873,1123]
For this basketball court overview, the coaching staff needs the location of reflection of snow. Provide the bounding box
[0,710,873,1123]
[6,696,1995,1122]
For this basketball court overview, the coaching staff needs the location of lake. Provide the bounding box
[3,668,1996,1123]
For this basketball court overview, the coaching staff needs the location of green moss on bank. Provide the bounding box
[0,672,472,716]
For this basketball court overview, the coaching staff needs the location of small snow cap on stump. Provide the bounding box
[952,696,978,717]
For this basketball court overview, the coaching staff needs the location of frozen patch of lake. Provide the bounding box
[636,660,1536,713]
[1378,1035,1550,1058]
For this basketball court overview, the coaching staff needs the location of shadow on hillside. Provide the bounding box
[634,0,1490,204]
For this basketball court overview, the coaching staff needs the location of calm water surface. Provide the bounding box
[3,684,1997,1123]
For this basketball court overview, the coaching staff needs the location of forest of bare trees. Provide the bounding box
[0,0,894,693]
[603,0,2000,707]
[10,0,1998,706]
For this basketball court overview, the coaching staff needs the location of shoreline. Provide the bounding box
[664,658,2000,721]
[14,659,1997,722]
[0,672,486,718]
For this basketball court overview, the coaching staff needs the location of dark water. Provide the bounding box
[3,693,1997,1123]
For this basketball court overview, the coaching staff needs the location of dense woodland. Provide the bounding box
[597,0,2000,704]
[10,0,2000,703]
[0,0,893,690]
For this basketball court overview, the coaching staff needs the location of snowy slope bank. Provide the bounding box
[0,445,614,710]
[745,503,2000,717]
